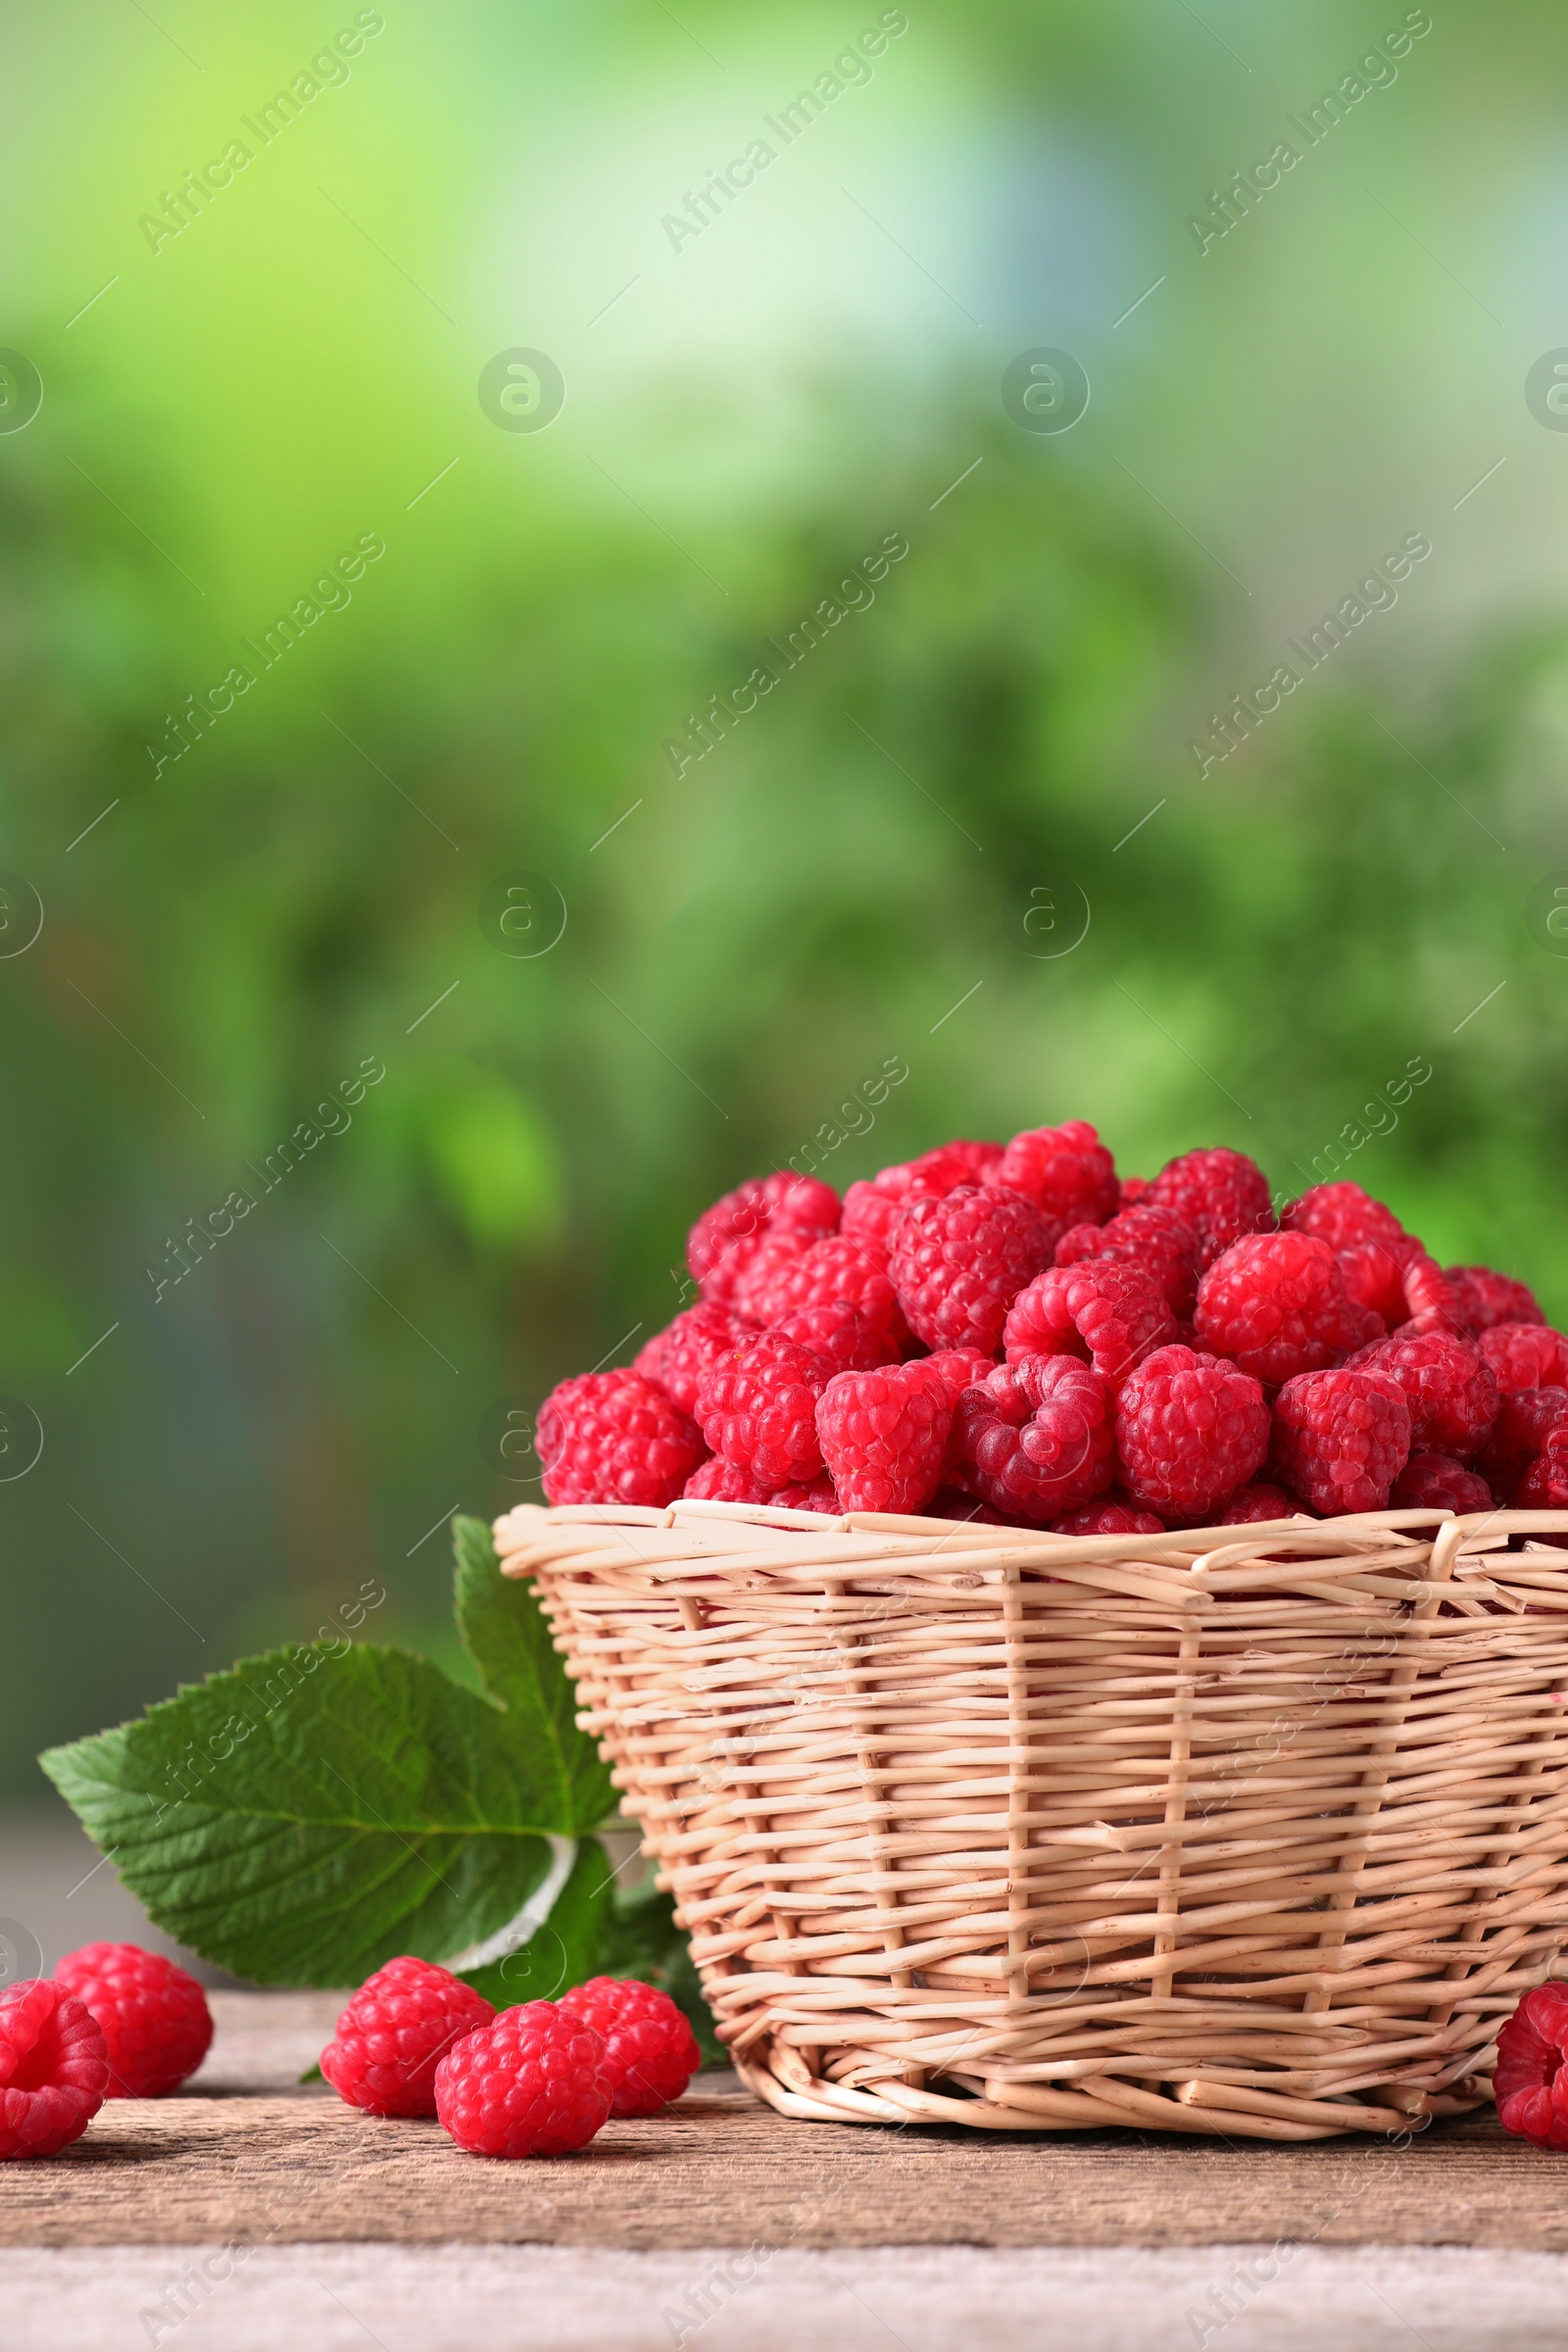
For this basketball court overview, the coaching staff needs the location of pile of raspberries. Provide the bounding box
[536,1127,1567,1534]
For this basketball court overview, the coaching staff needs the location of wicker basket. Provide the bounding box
[493,1497,1568,2139]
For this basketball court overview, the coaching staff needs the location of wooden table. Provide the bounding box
[7,1994,1568,2350]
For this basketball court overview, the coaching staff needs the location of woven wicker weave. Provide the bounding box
[493,1497,1568,2138]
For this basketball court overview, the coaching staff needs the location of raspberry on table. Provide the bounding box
[434,2001,611,2158]
[1003,1260,1177,1392]
[953,1354,1114,1523]
[1346,1329,1498,1454]
[1480,1386,1568,1496]
[686,1171,840,1308]
[1281,1181,1406,1255]
[54,1943,212,2098]
[769,1302,900,1374]
[683,1456,840,1513]
[1195,1232,1378,1389]
[559,1977,701,2116]
[889,1185,1058,1354]
[735,1232,907,1351]
[1219,1482,1305,1525]
[319,1957,496,2119]
[988,1119,1119,1231]
[635,1303,757,1416]
[0,1980,108,2159]
[1494,1981,1568,2147]
[1392,1451,1494,1514]
[694,1332,832,1489]
[1146,1147,1276,1271]
[1055,1202,1201,1317]
[1271,1366,1412,1515]
[841,1141,1003,1248]
[1479,1323,1568,1395]
[536,1370,706,1508]
[816,1363,954,1514]
[1113,1345,1270,1522]
[1051,1495,1166,1536]
[1446,1265,1544,1332]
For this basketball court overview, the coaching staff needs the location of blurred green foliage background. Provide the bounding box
[4,0,1568,1789]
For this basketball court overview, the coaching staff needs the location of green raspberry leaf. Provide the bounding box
[455,1837,615,2009]
[39,1643,567,1985]
[452,1513,615,1834]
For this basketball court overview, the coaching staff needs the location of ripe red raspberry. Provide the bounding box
[434,2001,611,2158]
[536,1370,705,1508]
[1346,1329,1498,1454]
[816,1364,954,1514]
[1113,1345,1270,1522]
[1392,1451,1494,1514]
[1195,1233,1377,1389]
[1055,1202,1201,1317]
[769,1302,899,1374]
[841,1142,1003,1248]
[558,1977,701,2116]
[1494,1981,1568,2147]
[953,1355,1114,1523]
[912,1347,997,1406]
[1336,1241,1408,1329]
[988,1119,1119,1230]
[1480,1387,1568,1496]
[1146,1147,1275,1271]
[1219,1481,1304,1525]
[1480,1323,1568,1395]
[54,1943,212,2098]
[1517,1444,1568,1509]
[889,1185,1058,1354]
[1118,1176,1151,1206]
[686,1171,840,1307]
[1052,1495,1166,1536]
[694,1332,831,1489]
[1271,1367,1412,1515]
[1281,1181,1406,1254]
[1395,1251,1473,1335]
[1446,1265,1544,1332]
[1003,1260,1177,1393]
[682,1455,840,1511]
[319,1957,496,2118]
[0,1980,108,2158]
[925,1487,1008,1524]
[736,1232,907,1351]
[635,1303,757,1415]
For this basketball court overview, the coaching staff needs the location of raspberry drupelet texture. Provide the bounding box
[1394,1251,1473,1336]
[433,2002,612,2158]
[1146,1147,1276,1272]
[889,1185,1058,1355]
[1392,1452,1494,1514]
[635,1304,757,1415]
[1479,1323,1568,1395]
[694,1333,832,1489]
[1480,1387,1568,1497]
[1113,1346,1270,1522]
[988,1119,1119,1231]
[54,1943,212,2098]
[1446,1265,1544,1332]
[536,1370,706,1508]
[1346,1329,1498,1454]
[1516,1437,1568,1510]
[816,1364,954,1514]
[768,1302,900,1374]
[1281,1181,1406,1254]
[912,1347,997,1406]
[1055,1202,1201,1317]
[953,1354,1114,1523]
[686,1171,840,1308]
[1219,1482,1304,1525]
[1003,1260,1177,1393]
[841,1142,1003,1249]
[1194,1233,1379,1389]
[1336,1241,1409,1329]
[558,1978,701,2117]
[682,1456,840,1511]
[1051,1496,1165,1536]
[1270,1366,1412,1515]
[319,1958,496,2118]
[0,1980,109,2159]
[735,1232,907,1351]
[1494,1981,1568,2147]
